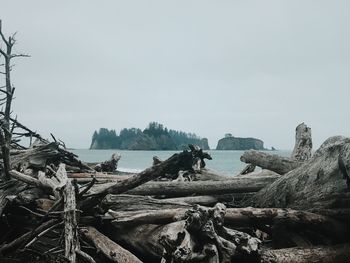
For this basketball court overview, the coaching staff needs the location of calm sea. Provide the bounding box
[71,149,292,175]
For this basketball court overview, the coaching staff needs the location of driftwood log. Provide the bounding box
[2,18,349,263]
[112,204,261,263]
[240,151,301,175]
[260,243,350,263]
[80,146,214,211]
[0,125,349,263]
[81,226,142,263]
[94,153,121,172]
[247,136,350,210]
[240,123,313,175]
[107,207,349,245]
[126,175,279,197]
[102,194,234,212]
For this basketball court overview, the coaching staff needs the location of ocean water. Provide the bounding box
[71,149,292,175]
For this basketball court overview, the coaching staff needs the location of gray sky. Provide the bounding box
[1,0,349,149]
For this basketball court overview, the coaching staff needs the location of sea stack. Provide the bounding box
[216,133,264,150]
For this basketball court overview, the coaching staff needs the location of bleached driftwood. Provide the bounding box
[291,122,312,162]
[80,226,142,263]
[248,136,350,210]
[125,175,279,197]
[63,173,79,262]
[240,123,313,175]
[101,194,234,212]
[240,150,301,175]
[260,243,350,263]
[113,204,261,263]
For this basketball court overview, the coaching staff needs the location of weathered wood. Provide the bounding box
[113,204,260,263]
[80,148,212,210]
[75,249,96,263]
[123,175,280,197]
[102,194,191,212]
[9,170,48,189]
[68,172,130,184]
[94,153,121,172]
[260,243,350,263]
[0,219,58,254]
[239,164,256,175]
[291,122,312,162]
[102,194,234,213]
[248,136,350,210]
[10,141,59,170]
[164,194,234,206]
[240,123,313,175]
[308,208,350,221]
[80,226,142,263]
[38,164,68,199]
[109,208,186,226]
[108,207,346,235]
[68,172,130,180]
[240,150,301,175]
[0,179,27,216]
[63,176,79,263]
[35,198,55,211]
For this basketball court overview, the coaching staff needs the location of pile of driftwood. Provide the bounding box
[0,122,350,263]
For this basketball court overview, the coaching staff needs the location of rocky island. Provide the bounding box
[216,133,265,150]
[90,122,209,150]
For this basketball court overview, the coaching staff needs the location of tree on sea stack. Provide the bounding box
[0,20,29,180]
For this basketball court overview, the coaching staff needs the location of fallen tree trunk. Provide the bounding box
[248,136,350,210]
[80,226,142,263]
[260,243,350,263]
[112,204,261,263]
[80,147,213,211]
[108,207,347,239]
[102,194,191,212]
[240,150,301,175]
[240,123,312,175]
[101,194,234,212]
[124,175,279,197]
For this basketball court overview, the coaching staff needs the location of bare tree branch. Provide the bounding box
[0,20,28,180]
[10,54,30,59]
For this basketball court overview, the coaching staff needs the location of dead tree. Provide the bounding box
[0,20,29,180]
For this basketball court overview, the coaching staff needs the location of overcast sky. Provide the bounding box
[1,0,349,149]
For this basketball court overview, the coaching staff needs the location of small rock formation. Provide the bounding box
[216,134,264,150]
